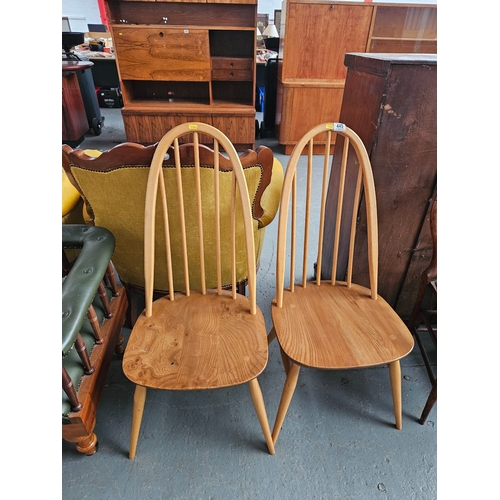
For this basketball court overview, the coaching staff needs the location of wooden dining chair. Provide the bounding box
[268,123,415,445]
[63,140,282,326]
[122,122,275,458]
[407,199,437,424]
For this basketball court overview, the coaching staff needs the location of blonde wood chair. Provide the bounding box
[269,123,415,445]
[122,123,275,458]
[62,141,282,326]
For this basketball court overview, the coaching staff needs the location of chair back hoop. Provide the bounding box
[145,122,257,317]
[276,123,378,308]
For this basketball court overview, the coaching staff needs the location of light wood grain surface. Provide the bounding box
[272,281,414,370]
[124,290,268,390]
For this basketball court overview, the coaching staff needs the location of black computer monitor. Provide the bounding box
[88,23,107,32]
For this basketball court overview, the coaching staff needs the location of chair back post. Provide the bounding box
[276,123,379,308]
[146,122,257,316]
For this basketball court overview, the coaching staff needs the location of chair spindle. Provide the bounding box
[213,140,222,294]
[174,138,190,297]
[331,136,350,285]
[106,262,119,296]
[63,366,82,412]
[193,133,207,295]
[75,333,95,375]
[87,304,104,344]
[98,282,112,318]
[316,131,332,285]
[302,138,314,287]
[158,165,175,301]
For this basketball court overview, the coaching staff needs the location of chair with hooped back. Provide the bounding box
[268,123,415,445]
[407,199,437,424]
[62,138,282,326]
[122,122,275,458]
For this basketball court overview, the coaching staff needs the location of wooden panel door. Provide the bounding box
[281,2,373,81]
[122,113,213,143]
[277,83,344,153]
[114,27,211,81]
[212,114,255,148]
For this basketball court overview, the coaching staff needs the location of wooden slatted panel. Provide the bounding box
[145,122,257,315]
[276,123,379,306]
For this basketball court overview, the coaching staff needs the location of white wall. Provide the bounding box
[62,0,102,31]
[257,0,283,23]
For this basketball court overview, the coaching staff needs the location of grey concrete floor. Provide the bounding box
[62,108,437,499]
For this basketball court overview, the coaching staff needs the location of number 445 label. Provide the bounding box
[326,123,346,132]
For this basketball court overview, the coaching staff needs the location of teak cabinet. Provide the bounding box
[275,1,437,154]
[105,0,257,150]
[320,53,437,319]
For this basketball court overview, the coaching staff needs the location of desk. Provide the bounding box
[62,60,94,146]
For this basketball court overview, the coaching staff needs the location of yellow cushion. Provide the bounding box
[62,169,82,218]
[65,145,283,292]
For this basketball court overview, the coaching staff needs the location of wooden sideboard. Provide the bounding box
[105,0,258,150]
[275,1,437,154]
[320,53,437,319]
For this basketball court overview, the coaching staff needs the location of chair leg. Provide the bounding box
[419,379,437,425]
[248,378,275,455]
[129,385,147,459]
[279,346,290,375]
[388,360,402,430]
[267,326,276,345]
[272,362,300,445]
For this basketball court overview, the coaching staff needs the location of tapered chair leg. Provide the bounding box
[419,380,437,425]
[267,326,276,345]
[129,385,147,459]
[272,362,301,444]
[388,360,402,430]
[279,346,290,375]
[248,378,275,455]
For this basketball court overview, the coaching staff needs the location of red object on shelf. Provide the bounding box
[97,0,110,29]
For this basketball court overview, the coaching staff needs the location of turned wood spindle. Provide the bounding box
[98,282,113,318]
[75,333,95,375]
[87,304,104,344]
[62,366,82,412]
[106,262,120,297]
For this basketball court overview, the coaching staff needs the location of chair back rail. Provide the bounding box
[276,123,378,308]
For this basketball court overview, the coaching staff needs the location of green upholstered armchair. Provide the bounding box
[62,141,283,322]
[62,225,128,455]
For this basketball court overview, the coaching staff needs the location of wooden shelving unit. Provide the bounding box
[275,1,437,154]
[105,0,258,150]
